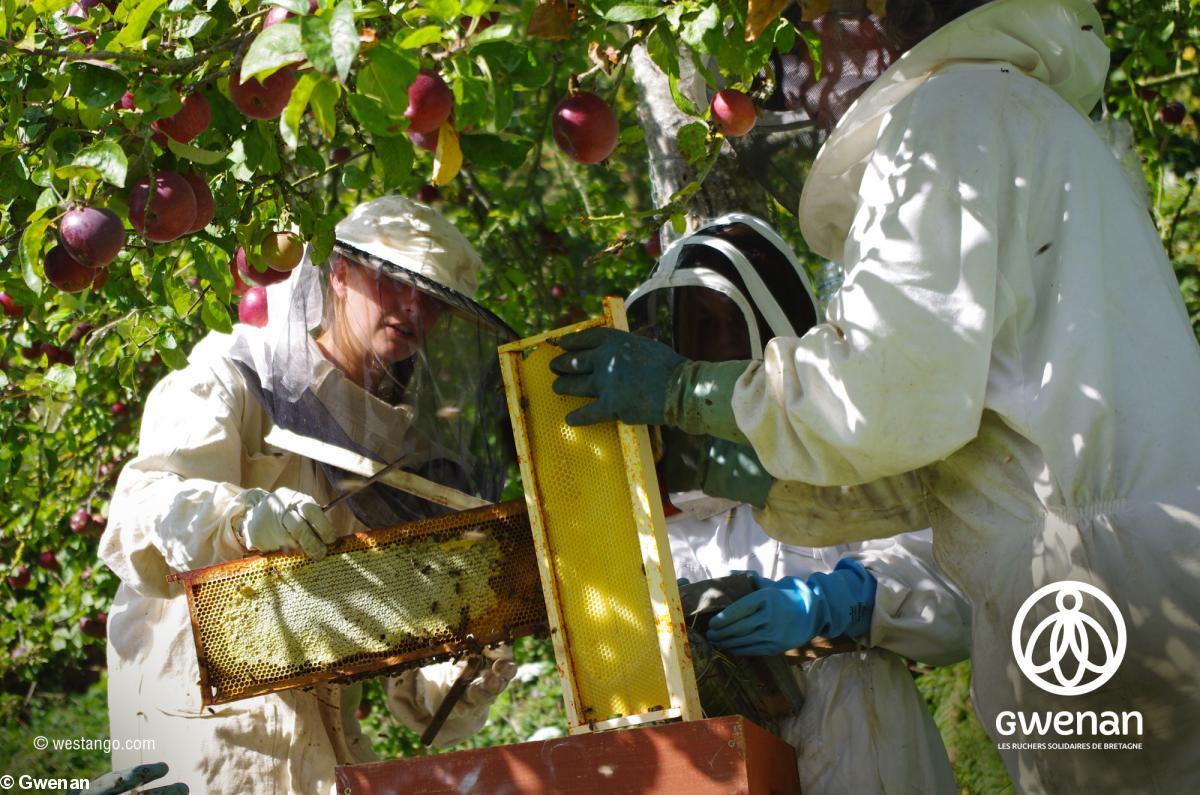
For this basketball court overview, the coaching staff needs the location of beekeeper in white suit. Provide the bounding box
[101,196,519,794]
[552,1,1200,791]
[630,216,971,793]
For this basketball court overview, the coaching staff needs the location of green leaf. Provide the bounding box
[329,2,359,82]
[471,23,514,44]
[373,135,414,190]
[201,292,232,333]
[676,120,708,166]
[300,13,335,76]
[800,28,822,81]
[281,71,320,149]
[359,45,417,115]
[462,0,494,15]
[310,78,341,140]
[44,364,76,395]
[774,18,796,57]
[459,134,530,168]
[179,13,212,39]
[111,0,167,49]
[346,94,404,137]
[19,217,51,295]
[398,25,443,49]
[341,164,371,189]
[272,0,311,13]
[602,3,665,22]
[419,0,461,22]
[70,140,128,187]
[681,4,721,54]
[646,23,679,79]
[156,334,188,370]
[668,73,700,117]
[241,21,305,82]
[69,63,126,109]
[166,138,230,165]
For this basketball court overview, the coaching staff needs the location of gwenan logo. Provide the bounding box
[996,581,1143,747]
[1011,580,1127,697]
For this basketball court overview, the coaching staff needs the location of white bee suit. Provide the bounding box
[728,0,1200,791]
[100,330,500,795]
[667,497,968,794]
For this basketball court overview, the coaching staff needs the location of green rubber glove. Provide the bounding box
[550,328,685,426]
[701,437,774,508]
[549,328,753,443]
[662,430,774,509]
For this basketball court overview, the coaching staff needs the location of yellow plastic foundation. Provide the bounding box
[499,297,699,732]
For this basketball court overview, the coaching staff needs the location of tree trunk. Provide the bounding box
[629,45,771,242]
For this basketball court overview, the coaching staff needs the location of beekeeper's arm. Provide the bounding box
[384,646,517,746]
[847,532,971,665]
[100,354,336,599]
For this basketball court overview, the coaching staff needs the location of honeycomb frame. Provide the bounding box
[498,297,701,733]
[168,500,546,706]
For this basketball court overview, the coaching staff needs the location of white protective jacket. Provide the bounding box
[731,1,1200,791]
[668,496,969,793]
[99,330,499,794]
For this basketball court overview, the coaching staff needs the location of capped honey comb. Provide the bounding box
[169,500,545,705]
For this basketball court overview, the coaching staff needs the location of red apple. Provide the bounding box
[355,699,372,720]
[128,171,198,243]
[550,284,565,300]
[59,206,125,269]
[44,246,96,293]
[331,146,352,164]
[0,292,22,317]
[37,550,59,572]
[70,323,94,342]
[7,566,30,590]
[408,127,439,152]
[263,5,292,27]
[230,248,252,296]
[552,91,619,164]
[152,92,212,144]
[230,65,298,120]
[644,232,663,259]
[238,247,291,287]
[258,232,303,272]
[91,266,109,291]
[405,70,454,134]
[710,89,757,137]
[111,401,127,416]
[460,12,499,32]
[416,184,440,203]
[182,172,215,234]
[116,90,136,110]
[90,514,107,535]
[70,508,91,534]
[238,286,269,327]
[1160,101,1187,125]
[79,613,107,639]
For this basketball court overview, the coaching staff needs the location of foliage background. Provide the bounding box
[0,0,1195,791]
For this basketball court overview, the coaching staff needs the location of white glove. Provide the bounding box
[238,486,338,560]
[460,645,519,708]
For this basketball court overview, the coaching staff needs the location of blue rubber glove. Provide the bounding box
[550,328,685,426]
[706,560,877,656]
[77,763,188,795]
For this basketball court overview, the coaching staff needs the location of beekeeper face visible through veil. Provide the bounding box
[229,196,516,530]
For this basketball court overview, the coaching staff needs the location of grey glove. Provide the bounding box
[238,486,338,560]
[460,645,519,707]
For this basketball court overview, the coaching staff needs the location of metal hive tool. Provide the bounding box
[168,500,546,706]
[498,297,701,733]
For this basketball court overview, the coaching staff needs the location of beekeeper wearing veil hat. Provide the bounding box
[550,1,1200,791]
[100,196,519,794]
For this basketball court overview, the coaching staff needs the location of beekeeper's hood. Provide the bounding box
[628,214,819,360]
[228,196,517,530]
[798,0,1108,259]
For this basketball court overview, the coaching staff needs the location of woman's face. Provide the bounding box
[331,257,444,364]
